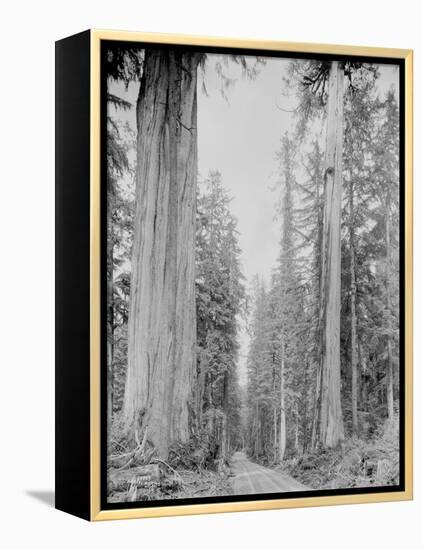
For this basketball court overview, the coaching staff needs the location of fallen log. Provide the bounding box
[108,464,161,492]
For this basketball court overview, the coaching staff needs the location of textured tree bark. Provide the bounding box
[294,401,299,453]
[219,372,228,460]
[349,175,359,437]
[273,364,278,462]
[311,175,323,452]
[273,406,278,461]
[301,358,310,454]
[123,50,200,459]
[310,371,320,451]
[254,402,263,457]
[172,53,199,443]
[318,61,345,448]
[279,336,286,460]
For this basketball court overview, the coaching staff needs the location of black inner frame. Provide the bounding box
[100,39,406,511]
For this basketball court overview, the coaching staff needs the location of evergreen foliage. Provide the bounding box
[244,62,400,487]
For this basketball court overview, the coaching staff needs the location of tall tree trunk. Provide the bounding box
[310,367,320,451]
[302,358,310,454]
[196,360,205,431]
[385,193,394,421]
[172,53,199,442]
[273,405,278,462]
[294,401,299,453]
[123,50,201,459]
[311,151,323,452]
[280,336,286,460]
[359,344,369,413]
[254,402,263,457]
[349,175,359,437]
[318,61,345,448]
[272,362,278,461]
[220,372,228,460]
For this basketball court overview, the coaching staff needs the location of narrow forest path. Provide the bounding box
[232,452,309,495]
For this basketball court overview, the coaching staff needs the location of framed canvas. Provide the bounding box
[55,29,413,521]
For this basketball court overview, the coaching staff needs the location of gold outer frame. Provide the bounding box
[89,29,413,521]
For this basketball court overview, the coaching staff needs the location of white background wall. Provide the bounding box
[0,0,420,547]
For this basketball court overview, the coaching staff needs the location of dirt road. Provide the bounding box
[232,451,309,495]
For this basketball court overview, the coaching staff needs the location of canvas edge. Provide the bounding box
[88,30,413,521]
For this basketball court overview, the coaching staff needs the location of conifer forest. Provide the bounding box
[105,44,401,503]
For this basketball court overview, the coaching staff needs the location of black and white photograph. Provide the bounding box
[104,42,403,505]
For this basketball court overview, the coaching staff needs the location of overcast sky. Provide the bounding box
[197,56,293,289]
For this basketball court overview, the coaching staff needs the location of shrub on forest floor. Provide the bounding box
[107,419,233,503]
[168,431,230,472]
[280,415,400,489]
